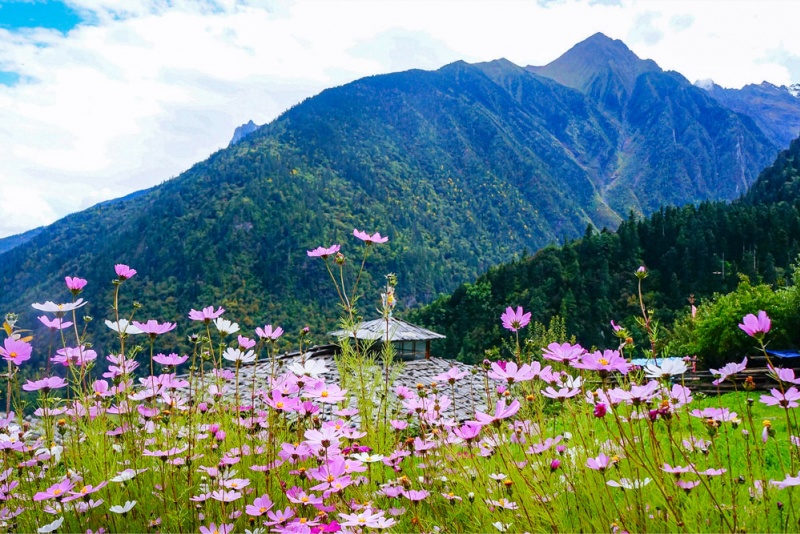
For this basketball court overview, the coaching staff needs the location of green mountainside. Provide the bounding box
[412,136,800,363]
[0,34,790,357]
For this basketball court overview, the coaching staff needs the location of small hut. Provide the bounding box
[328,317,445,360]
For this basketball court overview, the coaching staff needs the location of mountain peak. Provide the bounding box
[527,33,661,112]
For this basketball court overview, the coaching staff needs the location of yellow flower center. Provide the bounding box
[8,352,16,358]
[301,497,308,503]
[53,489,61,496]
[598,358,609,366]
[259,507,267,513]
[327,475,334,482]
[276,402,284,409]
[321,391,329,398]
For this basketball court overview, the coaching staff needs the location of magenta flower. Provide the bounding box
[760,387,800,409]
[256,324,284,340]
[676,480,700,492]
[188,306,225,322]
[200,523,234,534]
[303,382,347,404]
[586,453,611,472]
[152,353,188,366]
[131,320,176,336]
[571,350,630,376]
[353,229,388,244]
[114,264,137,280]
[246,494,274,516]
[238,335,256,350]
[308,244,341,258]
[65,276,87,293]
[433,366,468,384]
[22,376,67,393]
[38,315,73,330]
[474,399,521,426]
[500,306,531,332]
[403,489,429,501]
[739,310,771,337]
[34,479,75,501]
[542,342,585,362]
[593,403,607,418]
[0,338,32,366]
[487,361,538,383]
[452,422,482,442]
[710,357,747,386]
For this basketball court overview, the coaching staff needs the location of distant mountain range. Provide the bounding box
[0,33,797,354]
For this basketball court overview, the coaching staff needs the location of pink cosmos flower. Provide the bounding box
[662,463,693,475]
[760,387,800,409]
[452,422,482,442]
[114,264,137,280]
[304,381,347,404]
[339,508,393,529]
[710,357,747,386]
[487,361,538,383]
[308,244,341,258]
[265,507,296,526]
[0,338,32,366]
[131,320,176,336]
[34,479,75,501]
[38,315,73,330]
[433,366,468,384]
[22,376,67,392]
[246,494,274,516]
[768,365,800,385]
[571,350,630,376]
[353,229,388,244]
[474,399,520,426]
[65,276,87,293]
[188,306,225,322]
[739,310,771,337]
[500,306,531,332]
[542,342,585,362]
[256,324,284,340]
[52,346,97,367]
[200,523,234,534]
[542,386,581,400]
[770,471,800,489]
[586,453,611,472]
[152,353,188,366]
[676,480,700,491]
[61,482,108,503]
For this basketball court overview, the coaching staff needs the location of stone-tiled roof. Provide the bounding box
[196,344,486,422]
[328,318,445,342]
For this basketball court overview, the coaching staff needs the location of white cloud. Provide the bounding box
[0,0,799,238]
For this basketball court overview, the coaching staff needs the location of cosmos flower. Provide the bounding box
[0,338,32,366]
[739,310,771,337]
[222,348,256,364]
[606,478,651,490]
[585,453,611,472]
[153,353,188,366]
[131,320,176,336]
[433,366,468,384]
[644,359,688,378]
[246,494,275,516]
[760,387,800,409]
[34,479,75,501]
[32,299,87,315]
[114,264,136,280]
[308,244,341,258]
[474,399,521,426]
[22,377,68,393]
[188,306,225,322]
[571,350,630,376]
[37,517,64,534]
[65,276,87,293]
[104,319,144,335]
[256,324,284,340]
[289,359,327,378]
[500,306,531,332]
[200,523,234,534]
[487,361,538,383]
[770,472,800,489]
[542,342,585,363]
[38,316,73,330]
[214,318,240,335]
[710,357,747,386]
[353,229,388,244]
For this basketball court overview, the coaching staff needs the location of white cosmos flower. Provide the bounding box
[104,319,144,335]
[37,516,64,533]
[32,299,87,315]
[214,318,239,335]
[288,359,328,378]
[350,452,384,463]
[110,469,147,482]
[222,348,255,364]
[607,478,652,490]
[644,359,688,379]
[109,500,137,514]
[492,522,512,532]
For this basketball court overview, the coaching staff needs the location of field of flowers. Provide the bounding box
[0,230,798,533]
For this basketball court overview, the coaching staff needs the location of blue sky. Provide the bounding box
[0,0,84,34]
[1,0,800,238]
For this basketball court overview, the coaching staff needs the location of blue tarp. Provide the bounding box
[629,357,685,367]
[766,350,800,359]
